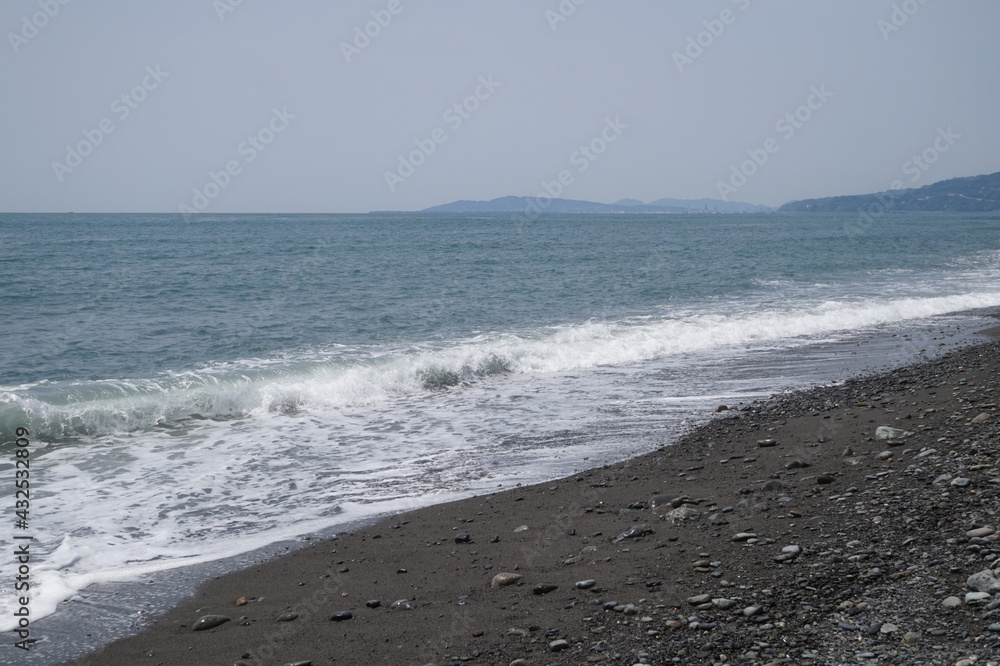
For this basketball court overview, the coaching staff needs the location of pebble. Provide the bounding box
[666,506,700,522]
[276,613,299,622]
[711,598,737,610]
[532,583,558,595]
[687,594,711,606]
[549,639,570,652]
[513,525,529,533]
[757,438,777,447]
[454,532,471,543]
[901,631,921,645]
[878,450,893,460]
[575,579,597,589]
[967,526,996,538]
[491,573,522,587]
[967,569,1000,594]
[390,599,414,610]
[942,596,962,608]
[192,615,231,631]
[509,660,530,666]
[732,532,757,542]
[365,600,381,609]
[951,477,972,487]
[329,611,353,622]
[965,592,991,605]
[613,524,654,542]
[875,426,907,440]
[817,475,836,484]
[971,412,992,423]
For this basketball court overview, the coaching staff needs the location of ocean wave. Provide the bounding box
[3,290,999,441]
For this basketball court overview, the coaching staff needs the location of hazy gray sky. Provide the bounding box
[2,0,998,213]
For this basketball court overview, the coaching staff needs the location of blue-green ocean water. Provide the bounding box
[1,212,999,657]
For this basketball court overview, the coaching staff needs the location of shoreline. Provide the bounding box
[46,328,1000,666]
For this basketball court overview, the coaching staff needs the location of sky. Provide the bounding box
[2,0,998,213]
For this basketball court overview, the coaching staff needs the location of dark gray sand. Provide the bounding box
[56,340,1000,666]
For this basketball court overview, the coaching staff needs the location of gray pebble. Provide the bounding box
[192,615,231,631]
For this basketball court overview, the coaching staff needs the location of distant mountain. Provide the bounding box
[420,195,769,214]
[779,172,1000,213]
[647,197,770,213]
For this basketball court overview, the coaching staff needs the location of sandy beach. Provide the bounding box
[56,331,1000,666]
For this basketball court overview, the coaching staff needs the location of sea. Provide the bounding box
[1,212,999,664]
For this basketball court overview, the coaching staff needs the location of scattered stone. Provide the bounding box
[192,615,231,631]
[277,613,299,622]
[951,477,971,487]
[878,450,893,460]
[329,611,353,622]
[576,579,597,589]
[687,594,711,606]
[666,505,701,523]
[901,631,921,645]
[455,532,471,543]
[235,596,248,606]
[967,569,1000,594]
[757,438,777,447]
[390,599,413,610]
[513,525,529,533]
[365,600,381,609]
[785,458,810,469]
[491,573,522,588]
[732,532,757,542]
[714,405,729,412]
[711,598,737,610]
[967,526,996,538]
[549,639,570,652]
[817,475,836,484]
[875,426,907,440]
[971,412,991,423]
[532,583,558,595]
[942,596,962,608]
[648,494,688,512]
[613,524,654,542]
[965,592,991,605]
